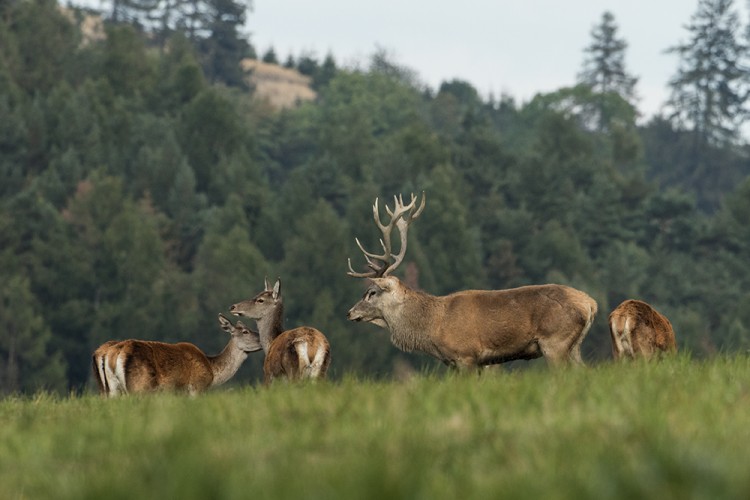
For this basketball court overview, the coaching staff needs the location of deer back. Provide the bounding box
[263,327,331,383]
[429,283,597,366]
[109,340,213,394]
[609,300,677,360]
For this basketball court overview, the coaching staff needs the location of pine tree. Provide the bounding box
[579,12,638,99]
[577,11,638,130]
[197,0,252,87]
[665,0,748,146]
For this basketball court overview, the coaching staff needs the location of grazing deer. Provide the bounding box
[229,278,331,384]
[92,314,262,396]
[346,193,598,370]
[609,299,677,360]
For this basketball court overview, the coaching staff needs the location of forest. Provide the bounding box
[1,0,750,393]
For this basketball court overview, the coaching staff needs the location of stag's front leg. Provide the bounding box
[446,358,482,376]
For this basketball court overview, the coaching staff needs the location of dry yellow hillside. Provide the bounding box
[241,59,317,110]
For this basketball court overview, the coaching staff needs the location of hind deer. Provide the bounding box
[609,299,677,360]
[92,314,262,396]
[229,278,331,383]
[346,193,598,370]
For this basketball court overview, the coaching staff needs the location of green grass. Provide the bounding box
[2,355,750,499]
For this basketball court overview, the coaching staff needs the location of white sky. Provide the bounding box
[248,0,749,120]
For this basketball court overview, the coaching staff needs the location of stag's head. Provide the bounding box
[229,278,283,321]
[346,193,425,328]
[217,313,262,353]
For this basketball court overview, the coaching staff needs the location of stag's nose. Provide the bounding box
[347,308,361,322]
[229,304,237,313]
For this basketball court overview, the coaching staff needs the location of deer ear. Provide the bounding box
[272,278,281,300]
[218,313,232,331]
[370,277,390,291]
[264,276,272,291]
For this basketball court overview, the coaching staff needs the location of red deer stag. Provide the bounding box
[609,299,677,360]
[346,193,598,370]
[229,278,331,383]
[92,314,262,396]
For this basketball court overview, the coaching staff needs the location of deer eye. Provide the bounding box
[257,298,264,303]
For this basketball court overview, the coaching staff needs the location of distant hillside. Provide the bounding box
[241,59,317,109]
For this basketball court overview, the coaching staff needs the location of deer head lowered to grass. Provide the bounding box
[346,192,598,370]
[608,299,677,360]
[92,314,262,396]
[229,278,331,384]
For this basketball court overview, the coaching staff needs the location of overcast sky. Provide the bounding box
[249,0,749,120]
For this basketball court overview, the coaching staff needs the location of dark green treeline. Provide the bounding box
[2,0,750,393]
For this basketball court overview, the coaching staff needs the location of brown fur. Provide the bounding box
[92,340,119,394]
[347,193,597,370]
[230,279,331,384]
[609,299,677,360]
[347,276,598,370]
[263,327,331,383]
[91,315,261,396]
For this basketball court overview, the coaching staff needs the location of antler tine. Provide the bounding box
[355,237,385,261]
[348,257,380,278]
[348,192,426,278]
[372,198,387,234]
[384,192,426,276]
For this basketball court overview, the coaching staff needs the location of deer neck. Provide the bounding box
[207,338,249,386]
[255,304,284,354]
[384,288,441,354]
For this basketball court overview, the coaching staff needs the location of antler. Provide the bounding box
[347,192,425,278]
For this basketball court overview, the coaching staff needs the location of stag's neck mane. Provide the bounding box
[256,302,285,353]
[207,338,249,386]
[385,287,443,354]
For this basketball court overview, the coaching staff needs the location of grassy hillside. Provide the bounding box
[1,355,749,499]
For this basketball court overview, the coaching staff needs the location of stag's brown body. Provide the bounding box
[347,193,598,370]
[348,276,597,368]
[92,315,261,396]
[230,279,331,384]
[609,299,676,360]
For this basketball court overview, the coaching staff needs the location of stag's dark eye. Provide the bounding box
[257,298,264,304]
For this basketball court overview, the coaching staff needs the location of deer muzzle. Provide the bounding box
[347,307,363,322]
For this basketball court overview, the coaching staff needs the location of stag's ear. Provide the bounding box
[264,276,272,291]
[370,277,391,292]
[272,278,281,300]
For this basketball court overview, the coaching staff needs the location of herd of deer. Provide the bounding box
[92,193,677,397]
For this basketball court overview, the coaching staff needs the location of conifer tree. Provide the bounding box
[577,11,638,131]
[665,0,748,146]
[578,11,638,100]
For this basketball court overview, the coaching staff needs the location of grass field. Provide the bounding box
[1,354,749,499]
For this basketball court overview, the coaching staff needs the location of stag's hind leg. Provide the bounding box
[539,335,585,366]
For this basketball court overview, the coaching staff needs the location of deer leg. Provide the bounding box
[566,332,586,365]
[308,346,327,379]
[619,319,635,359]
[294,341,313,378]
